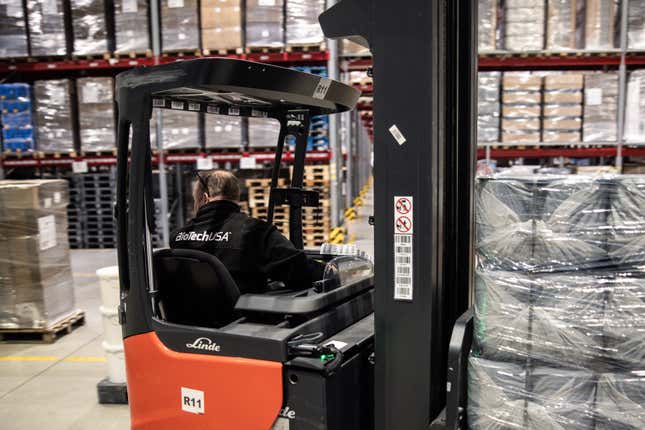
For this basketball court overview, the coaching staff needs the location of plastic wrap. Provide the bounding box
[200,0,241,52]
[584,72,618,142]
[0,0,28,57]
[205,114,242,149]
[322,256,374,289]
[625,70,645,143]
[115,0,150,53]
[468,357,596,430]
[478,72,501,143]
[501,73,542,144]
[628,0,645,49]
[77,77,115,152]
[286,0,325,46]
[245,0,284,48]
[542,73,582,143]
[546,0,583,50]
[1,83,34,152]
[503,0,545,51]
[33,79,74,153]
[478,0,497,52]
[0,180,75,329]
[161,0,199,51]
[159,109,200,149]
[584,0,619,50]
[71,0,108,55]
[596,372,645,429]
[249,117,280,148]
[26,0,67,56]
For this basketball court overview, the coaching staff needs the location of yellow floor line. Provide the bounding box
[65,356,107,362]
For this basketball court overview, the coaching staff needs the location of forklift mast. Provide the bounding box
[320,1,478,429]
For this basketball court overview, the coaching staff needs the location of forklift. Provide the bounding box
[116,0,477,429]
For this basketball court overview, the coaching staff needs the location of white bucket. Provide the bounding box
[100,305,123,347]
[102,341,127,384]
[96,266,120,309]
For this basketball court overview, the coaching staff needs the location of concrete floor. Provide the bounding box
[0,191,374,430]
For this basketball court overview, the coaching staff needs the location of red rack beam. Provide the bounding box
[477,146,645,159]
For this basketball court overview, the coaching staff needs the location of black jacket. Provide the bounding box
[170,200,312,294]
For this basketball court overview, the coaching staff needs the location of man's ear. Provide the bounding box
[203,193,210,202]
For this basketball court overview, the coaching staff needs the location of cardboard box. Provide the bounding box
[201,28,242,51]
[544,91,583,104]
[503,105,541,118]
[543,105,582,117]
[503,92,542,104]
[503,74,543,91]
[502,118,541,131]
[544,74,584,90]
[502,131,541,143]
[543,131,581,143]
[201,0,240,28]
[543,118,581,130]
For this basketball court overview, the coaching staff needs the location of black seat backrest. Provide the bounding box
[152,249,241,328]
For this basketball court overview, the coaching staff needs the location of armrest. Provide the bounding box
[445,308,474,430]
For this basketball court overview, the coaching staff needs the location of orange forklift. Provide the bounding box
[116,0,478,429]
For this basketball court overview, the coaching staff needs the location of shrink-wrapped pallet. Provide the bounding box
[546,0,583,50]
[478,72,501,142]
[26,0,67,56]
[0,0,28,57]
[0,180,75,329]
[584,72,618,142]
[71,0,108,55]
[0,83,34,152]
[161,0,199,52]
[201,0,241,52]
[77,77,115,152]
[504,0,545,51]
[115,0,150,53]
[625,70,645,143]
[501,73,542,144]
[159,109,200,150]
[628,0,645,49]
[478,0,497,51]
[542,73,583,143]
[585,0,618,50]
[245,0,284,48]
[249,117,280,147]
[34,80,75,153]
[205,114,243,149]
[286,0,325,46]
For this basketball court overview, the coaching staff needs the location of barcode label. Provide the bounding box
[171,100,185,110]
[152,98,166,108]
[228,107,240,116]
[394,233,413,301]
[389,124,407,145]
[207,105,220,114]
[188,102,201,111]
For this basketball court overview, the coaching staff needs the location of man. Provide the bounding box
[170,170,315,294]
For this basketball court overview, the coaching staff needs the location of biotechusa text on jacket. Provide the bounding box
[174,231,232,242]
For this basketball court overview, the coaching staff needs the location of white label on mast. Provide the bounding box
[393,196,414,301]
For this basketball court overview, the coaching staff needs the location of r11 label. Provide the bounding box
[181,387,205,415]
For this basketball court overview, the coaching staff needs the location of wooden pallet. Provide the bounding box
[2,150,39,158]
[202,47,244,56]
[245,178,287,188]
[71,52,112,61]
[161,49,202,58]
[245,46,284,54]
[81,149,118,157]
[0,310,86,343]
[285,43,326,53]
[113,50,153,59]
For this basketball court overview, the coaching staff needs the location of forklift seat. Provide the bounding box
[152,249,241,328]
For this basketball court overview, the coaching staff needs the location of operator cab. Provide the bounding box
[117,58,375,429]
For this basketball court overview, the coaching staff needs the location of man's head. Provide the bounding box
[193,170,241,212]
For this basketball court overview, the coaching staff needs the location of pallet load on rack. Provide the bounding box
[200,0,241,53]
[626,69,645,144]
[205,114,242,149]
[478,72,501,143]
[583,72,618,143]
[285,0,325,47]
[629,0,645,49]
[70,0,109,56]
[77,77,115,153]
[471,175,645,430]
[504,0,545,51]
[249,116,280,148]
[26,0,67,56]
[114,0,150,54]
[160,109,200,150]
[0,0,28,57]
[0,180,76,330]
[161,0,199,52]
[82,172,117,248]
[585,0,618,50]
[501,72,542,144]
[245,0,284,49]
[0,83,34,153]
[546,0,583,50]
[478,0,497,51]
[542,73,583,144]
[33,79,75,153]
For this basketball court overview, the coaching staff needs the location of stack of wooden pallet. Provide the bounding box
[244,165,331,247]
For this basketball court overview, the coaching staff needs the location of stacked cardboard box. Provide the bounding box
[27,0,67,56]
[0,180,75,329]
[205,114,243,149]
[71,0,108,55]
[33,80,75,153]
[478,0,497,51]
[583,72,618,142]
[285,0,325,46]
[245,0,284,48]
[625,70,645,143]
[546,0,583,50]
[200,0,241,52]
[0,0,28,57]
[159,109,200,150]
[161,0,199,52]
[628,0,645,49]
[585,0,618,50]
[478,72,501,142]
[542,73,583,143]
[115,0,150,53]
[504,0,545,51]
[77,77,115,152]
[501,73,542,143]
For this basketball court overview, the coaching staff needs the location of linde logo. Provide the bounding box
[186,337,222,352]
[279,406,296,420]
[175,231,231,242]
